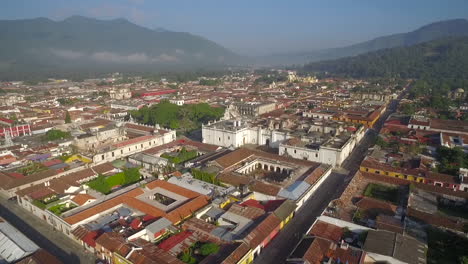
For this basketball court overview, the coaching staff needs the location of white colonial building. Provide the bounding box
[279,125,366,167]
[202,119,290,149]
[92,130,176,164]
[203,118,366,167]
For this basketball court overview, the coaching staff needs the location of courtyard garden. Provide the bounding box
[17,162,48,175]
[178,242,220,264]
[48,202,77,216]
[363,183,400,204]
[161,147,198,164]
[191,168,220,186]
[86,168,141,194]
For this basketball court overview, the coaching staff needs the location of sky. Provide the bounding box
[2,0,468,56]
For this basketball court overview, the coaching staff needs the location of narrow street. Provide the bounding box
[255,89,406,264]
[0,196,96,264]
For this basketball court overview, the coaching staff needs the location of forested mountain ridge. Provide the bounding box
[304,36,468,81]
[0,16,241,80]
[259,19,468,65]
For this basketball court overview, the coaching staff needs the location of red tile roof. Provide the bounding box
[82,230,101,248]
[355,197,397,216]
[71,194,96,206]
[309,221,343,243]
[158,231,193,251]
[249,181,281,196]
[244,213,281,249]
[221,242,250,264]
[64,180,209,225]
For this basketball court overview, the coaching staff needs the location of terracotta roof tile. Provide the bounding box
[244,213,281,249]
[309,221,343,243]
[228,203,265,220]
[218,173,251,187]
[355,197,397,216]
[64,180,209,225]
[221,242,250,264]
[249,181,281,196]
[72,193,96,206]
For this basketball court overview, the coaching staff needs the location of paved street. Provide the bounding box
[255,90,405,264]
[0,87,408,264]
[253,171,348,264]
[0,197,96,264]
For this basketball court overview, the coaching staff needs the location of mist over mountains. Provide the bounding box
[1,16,468,80]
[0,16,242,79]
[258,19,468,66]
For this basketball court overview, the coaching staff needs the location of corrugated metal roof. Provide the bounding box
[0,221,39,263]
[145,217,172,234]
[278,181,311,200]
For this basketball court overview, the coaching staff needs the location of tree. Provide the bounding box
[460,256,468,264]
[375,136,389,148]
[130,101,224,134]
[87,175,111,194]
[401,103,416,115]
[199,243,220,256]
[44,129,71,141]
[65,111,71,123]
[123,168,141,184]
[436,146,468,176]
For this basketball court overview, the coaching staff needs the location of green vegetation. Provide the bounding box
[400,103,418,115]
[48,203,77,216]
[438,201,468,219]
[65,111,71,123]
[43,129,71,141]
[304,37,468,97]
[57,98,77,105]
[435,146,468,176]
[32,200,47,210]
[254,73,287,84]
[199,243,220,256]
[374,136,389,148]
[179,249,197,264]
[191,168,220,185]
[87,175,111,194]
[363,183,399,204]
[130,100,224,133]
[87,168,141,194]
[305,36,468,80]
[161,148,198,164]
[58,154,72,162]
[32,195,59,210]
[353,209,366,224]
[178,242,220,264]
[0,17,239,81]
[427,227,468,264]
[17,162,48,175]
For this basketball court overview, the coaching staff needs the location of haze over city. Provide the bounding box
[2,0,468,55]
[0,2,468,264]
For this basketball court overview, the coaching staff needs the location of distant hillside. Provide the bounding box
[260,19,468,65]
[0,16,241,80]
[303,37,468,80]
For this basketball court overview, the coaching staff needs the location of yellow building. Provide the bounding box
[273,199,296,230]
[360,159,425,183]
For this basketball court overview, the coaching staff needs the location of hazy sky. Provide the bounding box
[2,0,468,55]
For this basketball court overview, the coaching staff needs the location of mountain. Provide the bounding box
[260,19,468,65]
[303,36,468,81]
[0,16,241,80]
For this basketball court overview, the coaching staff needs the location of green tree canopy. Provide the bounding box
[65,111,71,123]
[130,101,224,134]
